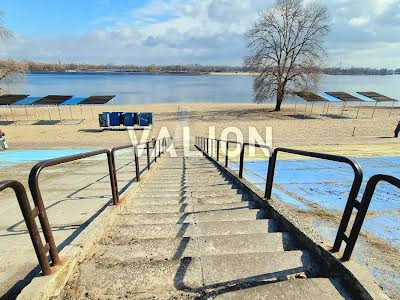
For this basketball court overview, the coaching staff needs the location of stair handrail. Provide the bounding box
[340,174,400,261]
[195,137,379,261]
[0,180,54,275]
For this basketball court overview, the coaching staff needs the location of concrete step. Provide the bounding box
[135,190,242,199]
[139,184,237,191]
[132,195,249,205]
[97,233,295,260]
[126,202,255,214]
[76,251,315,294]
[106,220,277,241]
[116,209,264,225]
[213,277,351,300]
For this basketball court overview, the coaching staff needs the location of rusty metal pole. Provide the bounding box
[216,140,220,161]
[146,142,151,169]
[225,141,229,167]
[28,170,61,267]
[239,144,245,178]
[0,181,53,275]
[108,151,119,204]
[134,145,140,181]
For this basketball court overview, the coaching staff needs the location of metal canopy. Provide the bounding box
[79,95,115,105]
[293,92,330,117]
[357,91,398,118]
[325,92,365,102]
[357,91,398,102]
[325,92,366,118]
[294,92,329,102]
[0,94,29,105]
[33,95,73,105]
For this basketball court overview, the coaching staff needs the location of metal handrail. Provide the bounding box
[28,149,118,270]
[111,138,169,190]
[265,147,364,261]
[0,180,53,275]
[1,138,173,277]
[340,174,400,261]
[195,137,372,261]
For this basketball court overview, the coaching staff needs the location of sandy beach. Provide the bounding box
[1,103,399,151]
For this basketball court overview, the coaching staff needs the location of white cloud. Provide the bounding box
[349,16,370,26]
[0,0,399,67]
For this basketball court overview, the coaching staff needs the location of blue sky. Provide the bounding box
[0,0,399,67]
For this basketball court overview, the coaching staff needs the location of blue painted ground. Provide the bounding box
[229,156,400,248]
[0,149,94,168]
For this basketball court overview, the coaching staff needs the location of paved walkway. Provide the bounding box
[56,141,351,299]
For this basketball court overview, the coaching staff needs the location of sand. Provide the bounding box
[0,102,399,151]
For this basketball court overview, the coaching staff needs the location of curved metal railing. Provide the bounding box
[0,180,54,275]
[195,137,397,262]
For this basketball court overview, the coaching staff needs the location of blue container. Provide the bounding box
[98,112,110,127]
[123,113,138,126]
[109,112,123,126]
[139,113,153,127]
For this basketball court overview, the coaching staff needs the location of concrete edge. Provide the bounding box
[197,147,390,300]
[16,157,162,300]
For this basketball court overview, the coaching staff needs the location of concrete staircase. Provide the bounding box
[57,143,351,299]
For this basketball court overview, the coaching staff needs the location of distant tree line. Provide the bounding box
[324,67,400,76]
[22,61,400,76]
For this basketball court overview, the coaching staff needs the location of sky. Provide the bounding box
[0,0,399,67]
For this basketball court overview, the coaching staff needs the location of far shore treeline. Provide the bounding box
[2,60,399,76]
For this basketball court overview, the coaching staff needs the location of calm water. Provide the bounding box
[11,72,400,104]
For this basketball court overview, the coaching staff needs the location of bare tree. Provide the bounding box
[0,11,27,94]
[245,0,330,111]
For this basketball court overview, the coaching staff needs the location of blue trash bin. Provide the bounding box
[98,112,110,127]
[109,112,123,126]
[123,113,138,126]
[139,113,153,127]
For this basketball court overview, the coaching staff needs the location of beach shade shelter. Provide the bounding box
[357,91,398,118]
[32,95,73,121]
[325,92,366,118]
[0,94,30,123]
[293,92,330,117]
[78,95,116,120]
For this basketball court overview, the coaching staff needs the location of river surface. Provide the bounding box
[10,72,400,104]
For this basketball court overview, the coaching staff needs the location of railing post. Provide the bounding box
[216,140,220,161]
[146,142,151,169]
[1,181,53,275]
[265,151,277,199]
[107,152,119,205]
[239,144,245,178]
[110,149,119,196]
[207,138,209,154]
[154,140,157,163]
[134,145,140,181]
[28,170,62,268]
[158,140,161,157]
[225,141,229,167]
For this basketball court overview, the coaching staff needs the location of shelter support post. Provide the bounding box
[33,105,39,121]
[325,102,330,116]
[310,102,314,116]
[389,101,395,118]
[24,105,29,121]
[371,101,378,119]
[10,106,16,124]
[356,101,362,119]
[57,105,62,121]
[304,102,308,118]
[2,105,8,121]
[47,105,52,120]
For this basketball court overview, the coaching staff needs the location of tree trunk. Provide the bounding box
[274,91,284,111]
